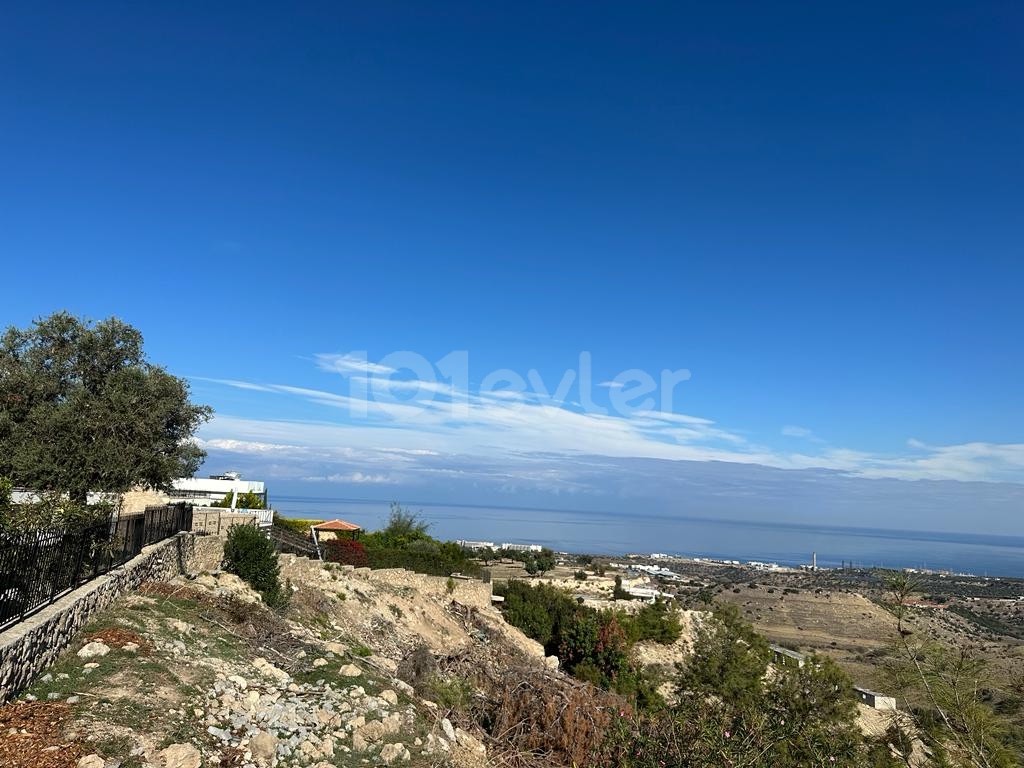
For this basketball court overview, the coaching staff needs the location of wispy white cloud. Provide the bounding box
[315,353,396,376]
[303,471,395,484]
[193,362,1024,486]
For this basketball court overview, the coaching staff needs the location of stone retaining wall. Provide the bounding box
[361,567,493,610]
[278,555,493,610]
[0,533,224,701]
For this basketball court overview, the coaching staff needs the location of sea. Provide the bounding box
[272,495,1024,580]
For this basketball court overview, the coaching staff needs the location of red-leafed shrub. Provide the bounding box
[324,538,370,568]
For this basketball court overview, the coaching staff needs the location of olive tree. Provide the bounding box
[0,312,212,501]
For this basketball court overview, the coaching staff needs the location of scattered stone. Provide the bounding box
[312,658,328,668]
[380,689,398,706]
[379,742,410,764]
[250,730,278,763]
[227,674,248,690]
[77,641,110,659]
[156,743,202,768]
[77,755,105,768]
[356,719,392,743]
[455,727,487,756]
[441,718,456,742]
[123,642,140,653]
[338,664,361,677]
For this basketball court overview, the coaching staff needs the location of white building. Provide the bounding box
[168,473,267,507]
[500,543,543,553]
[457,540,496,550]
[855,687,898,711]
[624,586,663,603]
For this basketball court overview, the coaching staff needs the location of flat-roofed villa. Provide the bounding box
[855,686,898,711]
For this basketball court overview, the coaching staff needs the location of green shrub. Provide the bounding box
[677,604,769,709]
[496,580,665,705]
[618,599,682,645]
[603,616,868,766]
[223,524,285,607]
[425,675,474,711]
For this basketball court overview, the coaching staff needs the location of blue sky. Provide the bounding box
[2,3,1023,531]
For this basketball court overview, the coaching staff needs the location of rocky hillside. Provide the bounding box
[0,553,558,768]
[1,547,924,768]
[0,529,636,768]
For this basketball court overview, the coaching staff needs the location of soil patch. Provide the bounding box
[0,701,81,768]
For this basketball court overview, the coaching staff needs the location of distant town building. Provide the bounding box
[457,540,496,550]
[854,687,898,711]
[500,543,543,553]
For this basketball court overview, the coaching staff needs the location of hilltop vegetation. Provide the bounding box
[320,504,481,577]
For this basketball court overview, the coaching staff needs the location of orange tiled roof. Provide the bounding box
[312,518,362,532]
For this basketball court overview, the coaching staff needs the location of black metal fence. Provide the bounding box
[0,503,192,632]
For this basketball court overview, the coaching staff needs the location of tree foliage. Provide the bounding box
[496,580,676,705]
[212,490,265,509]
[359,503,480,577]
[883,573,1021,767]
[604,609,868,766]
[368,502,432,547]
[677,603,770,709]
[0,313,211,500]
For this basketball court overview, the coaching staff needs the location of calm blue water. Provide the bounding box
[272,496,1024,579]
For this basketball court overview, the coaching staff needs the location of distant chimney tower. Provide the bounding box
[812,552,817,571]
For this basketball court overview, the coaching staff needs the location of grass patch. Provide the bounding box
[424,675,474,712]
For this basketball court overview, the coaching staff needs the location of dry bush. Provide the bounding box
[138,581,204,601]
[440,649,620,768]
[397,645,440,691]
[141,580,312,670]
[203,593,312,670]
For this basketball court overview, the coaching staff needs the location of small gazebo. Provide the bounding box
[311,518,363,551]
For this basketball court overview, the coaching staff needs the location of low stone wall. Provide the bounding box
[278,555,493,611]
[0,533,224,701]
[361,567,493,610]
